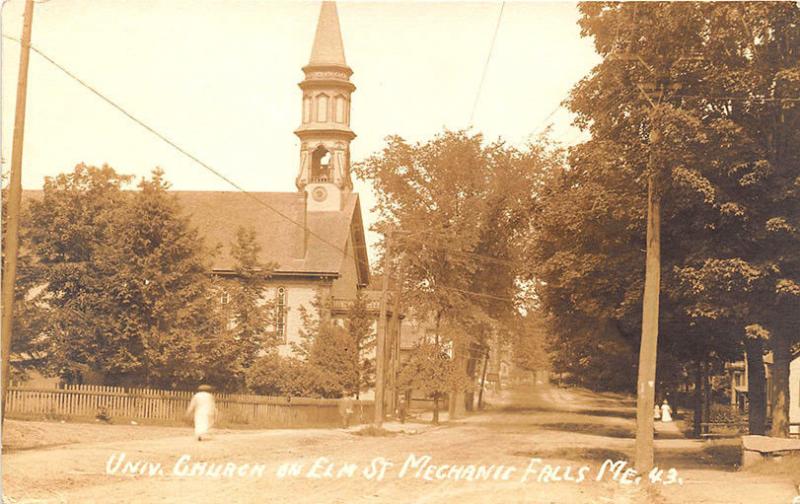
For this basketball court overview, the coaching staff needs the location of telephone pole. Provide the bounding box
[374,230,393,426]
[389,254,405,417]
[634,110,661,473]
[2,0,35,424]
[633,75,678,472]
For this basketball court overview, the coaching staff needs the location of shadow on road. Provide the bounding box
[537,422,634,439]
[485,385,743,474]
[512,447,630,462]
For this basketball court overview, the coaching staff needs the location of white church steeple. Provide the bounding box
[295,1,356,212]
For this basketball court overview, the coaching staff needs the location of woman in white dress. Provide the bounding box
[660,399,673,423]
[187,384,217,441]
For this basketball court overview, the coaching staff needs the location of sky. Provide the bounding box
[1,0,600,260]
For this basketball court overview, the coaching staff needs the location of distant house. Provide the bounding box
[728,349,800,436]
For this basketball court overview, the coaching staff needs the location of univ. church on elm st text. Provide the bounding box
[174,1,371,354]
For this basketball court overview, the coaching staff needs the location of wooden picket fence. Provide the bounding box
[5,384,374,429]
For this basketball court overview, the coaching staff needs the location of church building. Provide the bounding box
[174,1,370,354]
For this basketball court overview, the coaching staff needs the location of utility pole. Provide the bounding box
[633,75,678,473]
[374,230,393,427]
[390,254,405,417]
[634,117,661,472]
[2,0,35,425]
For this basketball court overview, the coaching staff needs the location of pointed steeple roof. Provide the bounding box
[308,1,347,67]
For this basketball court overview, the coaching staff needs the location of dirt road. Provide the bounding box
[3,386,796,503]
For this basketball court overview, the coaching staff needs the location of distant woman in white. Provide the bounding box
[187,384,217,441]
[660,399,673,423]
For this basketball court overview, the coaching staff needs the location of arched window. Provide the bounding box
[316,94,329,122]
[275,287,287,344]
[311,145,332,182]
[220,289,235,331]
[303,96,312,123]
[335,95,346,123]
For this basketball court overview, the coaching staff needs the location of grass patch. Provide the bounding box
[351,425,397,437]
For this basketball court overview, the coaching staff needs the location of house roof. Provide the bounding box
[22,189,370,285]
[173,191,369,284]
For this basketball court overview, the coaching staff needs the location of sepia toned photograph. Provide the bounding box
[1,1,799,502]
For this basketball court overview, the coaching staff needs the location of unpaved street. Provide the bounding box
[3,386,796,504]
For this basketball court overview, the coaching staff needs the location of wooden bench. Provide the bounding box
[741,435,800,467]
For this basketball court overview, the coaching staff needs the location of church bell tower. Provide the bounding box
[295,1,356,212]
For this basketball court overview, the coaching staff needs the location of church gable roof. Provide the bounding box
[173,190,369,284]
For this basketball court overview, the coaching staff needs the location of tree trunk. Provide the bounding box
[355,350,360,400]
[769,330,791,438]
[464,345,478,412]
[693,362,704,438]
[744,338,766,435]
[478,352,489,410]
[433,311,441,425]
[449,343,467,419]
[703,363,711,426]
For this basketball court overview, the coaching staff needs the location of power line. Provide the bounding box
[437,285,518,303]
[468,1,505,127]
[1,34,351,259]
[402,235,519,268]
[5,35,526,308]
[528,102,566,139]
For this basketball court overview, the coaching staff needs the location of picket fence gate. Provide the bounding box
[5,384,374,428]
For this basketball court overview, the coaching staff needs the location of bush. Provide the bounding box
[708,403,744,424]
[245,352,344,398]
[245,352,287,396]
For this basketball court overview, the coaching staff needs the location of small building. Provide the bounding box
[728,350,800,436]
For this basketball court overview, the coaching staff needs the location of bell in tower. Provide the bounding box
[295,1,356,212]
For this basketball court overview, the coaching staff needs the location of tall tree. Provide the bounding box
[27,165,261,391]
[96,169,224,388]
[2,180,47,380]
[27,164,136,383]
[397,340,466,425]
[530,2,799,436]
[291,291,360,398]
[346,290,375,398]
[213,226,278,387]
[356,130,550,417]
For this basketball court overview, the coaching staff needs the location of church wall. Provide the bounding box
[263,281,331,357]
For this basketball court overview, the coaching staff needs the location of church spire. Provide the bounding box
[309,1,347,67]
[295,1,356,211]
